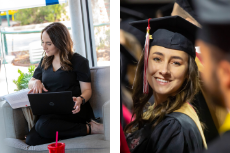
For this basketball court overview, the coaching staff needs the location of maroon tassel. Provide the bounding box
[143,18,152,94]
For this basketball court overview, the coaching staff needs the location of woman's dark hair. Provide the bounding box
[41,22,74,71]
[125,50,200,133]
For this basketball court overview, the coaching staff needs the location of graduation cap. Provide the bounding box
[120,7,147,48]
[176,0,197,21]
[121,19,146,49]
[156,3,174,17]
[195,0,230,52]
[120,7,147,20]
[130,16,198,94]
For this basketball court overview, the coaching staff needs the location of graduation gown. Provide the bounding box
[126,102,207,153]
[199,113,230,153]
[199,131,230,153]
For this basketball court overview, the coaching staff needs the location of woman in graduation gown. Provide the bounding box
[125,16,207,153]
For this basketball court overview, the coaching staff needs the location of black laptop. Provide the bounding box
[28,91,75,115]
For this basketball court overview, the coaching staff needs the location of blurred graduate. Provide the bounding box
[171,0,228,144]
[194,0,230,152]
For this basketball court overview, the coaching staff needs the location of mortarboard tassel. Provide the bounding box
[143,18,152,94]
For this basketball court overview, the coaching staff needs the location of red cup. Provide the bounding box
[47,142,65,153]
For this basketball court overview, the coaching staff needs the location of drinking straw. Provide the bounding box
[56,131,58,147]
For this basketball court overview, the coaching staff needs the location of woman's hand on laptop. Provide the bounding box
[28,80,48,94]
[72,97,82,114]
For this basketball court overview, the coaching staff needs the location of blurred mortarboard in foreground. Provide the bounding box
[195,0,230,52]
[130,15,198,59]
[195,0,230,24]
[176,0,197,21]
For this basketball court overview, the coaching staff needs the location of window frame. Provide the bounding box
[81,0,97,67]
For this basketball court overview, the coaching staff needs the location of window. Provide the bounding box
[0,1,108,96]
[88,0,110,66]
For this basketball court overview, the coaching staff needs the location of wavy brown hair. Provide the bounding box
[125,50,200,133]
[41,22,74,71]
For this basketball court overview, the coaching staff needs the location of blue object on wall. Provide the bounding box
[46,0,59,5]
[1,15,12,20]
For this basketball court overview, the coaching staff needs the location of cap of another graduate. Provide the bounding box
[195,0,230,52]
[195,0,230,24]
[176,0,197,21]
[120,7,147,48]
[120,7,147,20]
[130,16,198,59]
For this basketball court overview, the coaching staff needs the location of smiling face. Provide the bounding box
[41,31,59,57]
[147,45,189,97]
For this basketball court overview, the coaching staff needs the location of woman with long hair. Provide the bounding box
[26,22,104,146]
[125,16,207,153]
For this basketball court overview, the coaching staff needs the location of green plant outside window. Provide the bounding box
[13,65,35,91]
